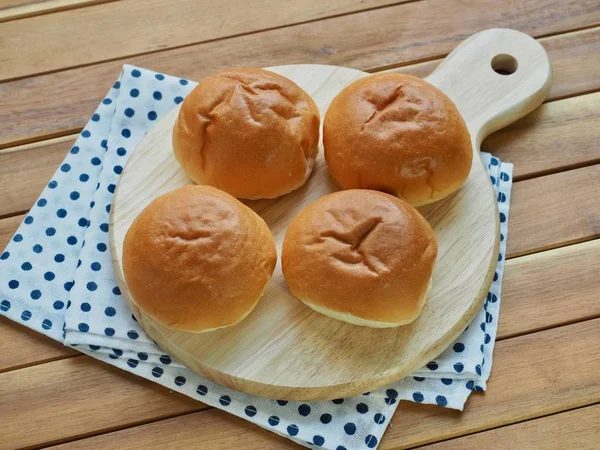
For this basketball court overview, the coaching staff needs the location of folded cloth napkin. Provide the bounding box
[0,65,512,450]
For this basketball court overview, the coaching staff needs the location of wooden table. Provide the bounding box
[1,1,599,449]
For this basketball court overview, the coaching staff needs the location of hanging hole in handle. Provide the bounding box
[491,54,518,75]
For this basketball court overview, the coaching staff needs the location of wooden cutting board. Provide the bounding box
[110,29,551,400]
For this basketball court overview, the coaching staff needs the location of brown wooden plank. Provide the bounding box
[0,213,25,250]
[500,239,600,339]
[392,27,600,102]
[43,319,600,450]
[0,137,73,217]
[507,164,600,258]
[0,0,404,81]
[483,92,600,180]
[0,317,77,372]
[2,6,600,148]
[0,356,207,449]
[0,0,114,22]
[417,404,600,450]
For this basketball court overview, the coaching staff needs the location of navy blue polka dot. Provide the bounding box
[24,216,34,224]
[500,172,510,182]
[67,300,72,308]
[0,300,11,312]
[336,447,347,450]
[276,400,288,406]
[44,271,55,281]
[53,300,64,310]
[174,96,184,104]
[498,192,506,202]
[30,289,41,300]
[57,208,67,218]
[71,146,80,154]
[109,354,118,360]
[100,223,109,232]
[80,302,91,312]
[490,176,496,185]
[476,364,482,376]
[365,435,378,448]
[104,327,115,336]
[130,88,139,97]
[413,376,425,382]
[298,404,311,416]
[287,424,299,436]
[105,204,111,213]
[453,342,465,352]
[112,286,121,295]
[356,403,368,414]
[436,395,448,407]
[78,322,89,332]
[374,413,385,424]
[9,279,19,289]
[21,262,32,271]
[313,435,325,446]
[151,367,163,378]
[155,74,165,80]
[412,392,424,402]
[117,147,127,156]
[64,281,74,291]
[21,310,32,321]
[113,81,120,89]
[174,376,186,386]
[427,361,439,371]
[121,128,131,138]
[486,311,493,323]
[67,236,78,245]
[46,227,56,236]
[86,281,97,292]
[138,352,148,361]
[48,180,58,189]
[113,165,123,175]
[441,378,453,385]
[244,405,257,417]
[454,362,464,373]
[61,163,71,173]
[0,251,9,260]
[219,395,231,406]
[92,113,100,122]
[91,262,101,271]
[160,355,172,365]
[148,111,157,120]
[268,415,279,426]
[179,79,189,85]
[127,359,138,368]
[70,191,80,201]
[344,422,356,435]
[102,98,112,105]
[13,233,23,242]
[82,129,91,138]
[54,253,65,263]
[153,91,162,100]
[131,69,141,77]
[97,243,107,252]
[107,184,116,193]
[41,319,53,330]
[127,330,139,340]
[320,413,332,424]
[196,385,208,396]
[124,108,135,118]
[332,398,344,404]
[91,157,101,166]
[79,173,90,182]
[500,212,506,223]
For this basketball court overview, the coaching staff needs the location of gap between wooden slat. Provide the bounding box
[0,0,119,23]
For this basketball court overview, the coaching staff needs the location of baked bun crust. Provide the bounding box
[281,189,437,327]
[123,185,277,332]
[324,73,472,206]
[173,68,320,200]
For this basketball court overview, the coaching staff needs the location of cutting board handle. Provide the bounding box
[425,28,552,148]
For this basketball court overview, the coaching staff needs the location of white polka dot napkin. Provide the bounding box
[0,65,512,450]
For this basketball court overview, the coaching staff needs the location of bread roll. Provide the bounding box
[173,68,320,200]
[324,73,472,206]
[281,189,437,327]
[122,185,277,332]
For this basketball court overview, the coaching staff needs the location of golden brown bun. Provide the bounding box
[323,73,472,206]
[173,68,320,200]
[281,189,438,327]
[122,185,277,332]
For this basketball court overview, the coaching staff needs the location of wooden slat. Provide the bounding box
[0,213,24,250]
[0,0,113,22]
[417,404,600,450]
[507,164,600,258]
[0,137,73,217]
[500,239,600,339]
[43,319,600,450]
[0,317,77,372]
[392,27,600,103]
[0,356,207,449]
[2,7,600,148]
[484,93,600,180]
[0,0,404,81]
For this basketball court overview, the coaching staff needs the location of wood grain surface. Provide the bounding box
[2,0,600,448]
[2,3,599,148]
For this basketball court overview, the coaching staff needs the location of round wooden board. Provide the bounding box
[110,29,551,400]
